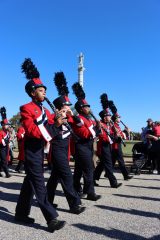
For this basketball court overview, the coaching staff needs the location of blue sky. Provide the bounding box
[0,0,160,132]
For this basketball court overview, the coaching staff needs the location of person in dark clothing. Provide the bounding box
[111,113,133,180]
[0,118,11,178]
[94,109,122,188]
[72,83,101,201]
[47,94,85,215]
[15,58,65,232]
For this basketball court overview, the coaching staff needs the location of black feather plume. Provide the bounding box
[72,82,85,100]
[100,93,109,110]
[108,100,117,114]
[0,107,7,120]
[53,72,69,96]
[21,58,40,80]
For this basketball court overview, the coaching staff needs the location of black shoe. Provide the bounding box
[15,169,23,173]
[6,173,11,178]
[52,203,58,208]
[15,215,35,224]
[70,205,86,215]
[124,175,133,180]
[48,219,66,232]
[78,191,87,198]
[111,183,122,188]
[87,193,101,201]
[94,180,99,186]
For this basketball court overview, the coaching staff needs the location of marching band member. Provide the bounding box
[46,72,85,214]
[71,83,101,201]
[0,108,11,178]
[94,108,122,188]
[111,113,133,180]
[15,58,65,232]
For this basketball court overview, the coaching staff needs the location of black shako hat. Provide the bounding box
[21,58,46,97]
[99,109,111,119]
[53,95,72,110]
[72,82,90,113]
[53,72,72,110]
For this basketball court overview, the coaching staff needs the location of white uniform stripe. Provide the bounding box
[2,139,6,146]
[88,125,96,138]
[38,123,52,142]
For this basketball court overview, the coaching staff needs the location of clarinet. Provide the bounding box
[110,119,126,147]
[44,97,79,141]
[45,97,56,112]
[120,120,134,140]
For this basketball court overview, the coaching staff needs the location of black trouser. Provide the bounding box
[112,143,129,178]
[47,141,81,209]
[150,140,160,172]
[0,146,9,176]
[94,142,118,186]
[94,160,104,180]
[15,139,58,224]
[73,140,95,195]
[15,160,24,171]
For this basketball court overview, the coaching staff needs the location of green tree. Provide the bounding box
[9,112,21,130]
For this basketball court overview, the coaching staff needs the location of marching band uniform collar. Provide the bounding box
[32,100,43,109]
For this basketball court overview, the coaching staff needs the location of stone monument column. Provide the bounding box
[78,52,85,87]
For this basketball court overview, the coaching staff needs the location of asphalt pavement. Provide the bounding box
[0,166,160,240]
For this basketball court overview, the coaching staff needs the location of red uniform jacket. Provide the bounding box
[97,121,114,156]
[16,126,25,161]
[20,101,54,141]
[0,129,10,162]
[112,122,126,150]
[70,114,97,155]
[72,114,97,139]
[0,129,9,146]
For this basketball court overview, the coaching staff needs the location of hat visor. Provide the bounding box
[63,102,72,106]
[2,123,10,126]
[82,104,90,108]
[35,84,47,90]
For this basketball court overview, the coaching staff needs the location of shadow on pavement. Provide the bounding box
[0,207,48,231]
[72,223,160,239]
[132,177,160,181]
[95,205,160,219]
[0,191,38,208]
[125,185,160,190]
[0,181,22,190]
[1,191,19,203]
[113,193,160,202]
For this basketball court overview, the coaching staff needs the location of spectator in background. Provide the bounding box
[8,126,16,165]
[146,121,160,174]
[15,123,25,173]
[141,118,154,145]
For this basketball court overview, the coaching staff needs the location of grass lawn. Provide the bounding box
[122,140,141,156]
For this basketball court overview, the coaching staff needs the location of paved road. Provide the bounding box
[0,166,160,240]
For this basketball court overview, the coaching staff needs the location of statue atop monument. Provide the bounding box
[78,52,85,87]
